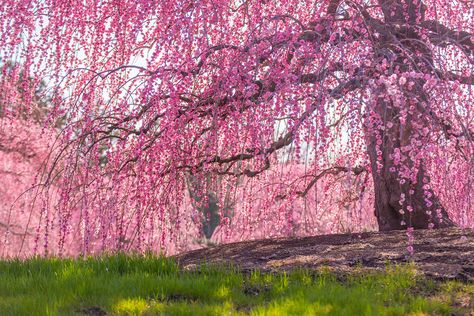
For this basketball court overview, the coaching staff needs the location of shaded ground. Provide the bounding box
[175,228,474,281]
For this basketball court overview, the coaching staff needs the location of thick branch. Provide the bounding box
[297,165,366,197]
[275,165,367,200]
[174,76,364,176]
[421,20,474,55]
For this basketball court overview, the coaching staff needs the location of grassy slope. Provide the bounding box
[0,254,472,315]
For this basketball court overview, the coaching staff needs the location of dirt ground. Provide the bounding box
[175,228,474,281]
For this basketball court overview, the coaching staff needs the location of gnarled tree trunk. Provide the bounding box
[366,93,454,231]
[364,0,455,230]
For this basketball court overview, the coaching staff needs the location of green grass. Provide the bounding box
[0,254,472,315]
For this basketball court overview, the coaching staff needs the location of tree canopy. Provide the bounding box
[0,0,472,256]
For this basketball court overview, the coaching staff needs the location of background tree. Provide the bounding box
[0,61,60,257]
[186,171,237,242]
[0,0,472,255]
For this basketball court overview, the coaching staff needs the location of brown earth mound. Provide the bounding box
[175,228,474,281]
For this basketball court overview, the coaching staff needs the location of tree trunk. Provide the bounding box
[362,0,457,231]
[366,84,454,231]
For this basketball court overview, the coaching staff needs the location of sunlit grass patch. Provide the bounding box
[113,298,148,315]
[0,254,470,315]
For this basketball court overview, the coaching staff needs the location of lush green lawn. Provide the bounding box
[0,254,472,315]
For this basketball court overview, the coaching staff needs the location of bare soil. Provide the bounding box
[175,228,474,281]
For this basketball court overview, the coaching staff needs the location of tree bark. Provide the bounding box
[366,84,454,231]
[361,0,457,231]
